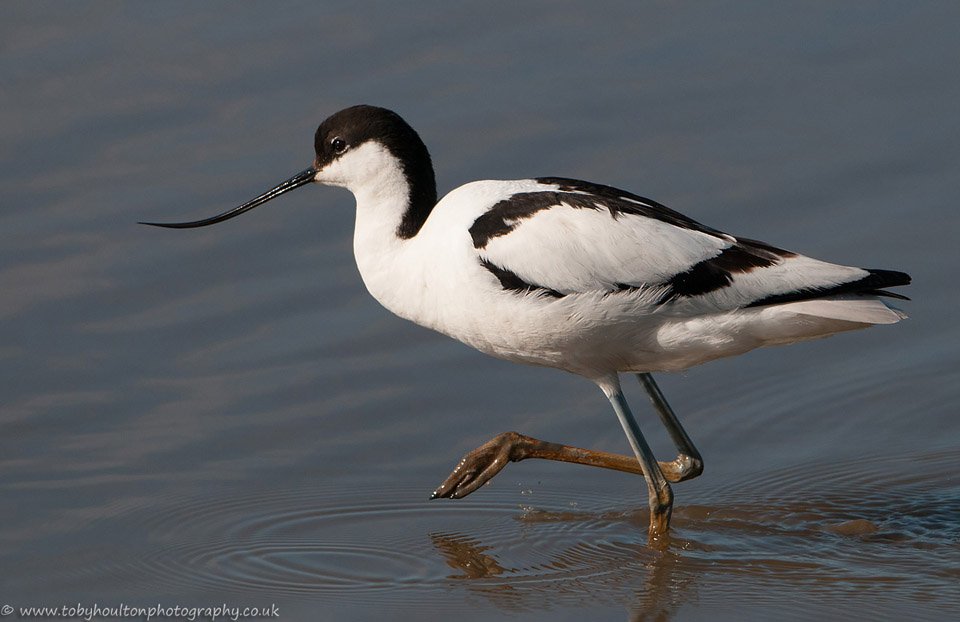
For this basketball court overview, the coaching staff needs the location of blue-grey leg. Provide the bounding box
[636,373,704,483]
[607,388,673,539]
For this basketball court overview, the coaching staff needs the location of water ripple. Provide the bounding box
[133,485,659,609]
[117,448,960,617]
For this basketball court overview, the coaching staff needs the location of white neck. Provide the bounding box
[314,141,426,322]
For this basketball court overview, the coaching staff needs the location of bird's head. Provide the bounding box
[140,105,436,238]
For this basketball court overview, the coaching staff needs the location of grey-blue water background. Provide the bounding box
[2,2,959,621]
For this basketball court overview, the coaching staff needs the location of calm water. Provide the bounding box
[2,2,959,620]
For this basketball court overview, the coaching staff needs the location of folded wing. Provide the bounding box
[470,177,910,319]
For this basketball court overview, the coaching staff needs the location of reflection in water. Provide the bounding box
[629,548,692,622]
[429,523,670,615]
[421,449,960,620]
[432,529,694,621]
[32,449,959,620]
[433,532,509,579]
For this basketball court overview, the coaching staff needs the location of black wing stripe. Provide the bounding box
[470,192,559,249]
[469,177,726,250]
[657,239,795,303]
[479,258,565,298]
[744,269,912,308]
[537,177,724,235]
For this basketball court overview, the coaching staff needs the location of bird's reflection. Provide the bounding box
[432,532,510,579]
[628,546,693,622]
[429,508,698,621]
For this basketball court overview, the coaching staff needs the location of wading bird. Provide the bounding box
[143,105,910,540]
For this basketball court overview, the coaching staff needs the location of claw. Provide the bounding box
[431,462,473,498]
[430,432,520,500]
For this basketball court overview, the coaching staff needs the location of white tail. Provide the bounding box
[785,296,907,325]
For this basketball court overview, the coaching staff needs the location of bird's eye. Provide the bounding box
[331,137,347,153]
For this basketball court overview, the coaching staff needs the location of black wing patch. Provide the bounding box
[469,177,726,250]
[657,238,796,302]
[479,258,565,299]
[745,269,912,308]
[538,177,722,234]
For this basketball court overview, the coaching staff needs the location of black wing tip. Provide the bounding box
[862,269,912,302]
[865,268,911,288]
[745,267,912,309]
